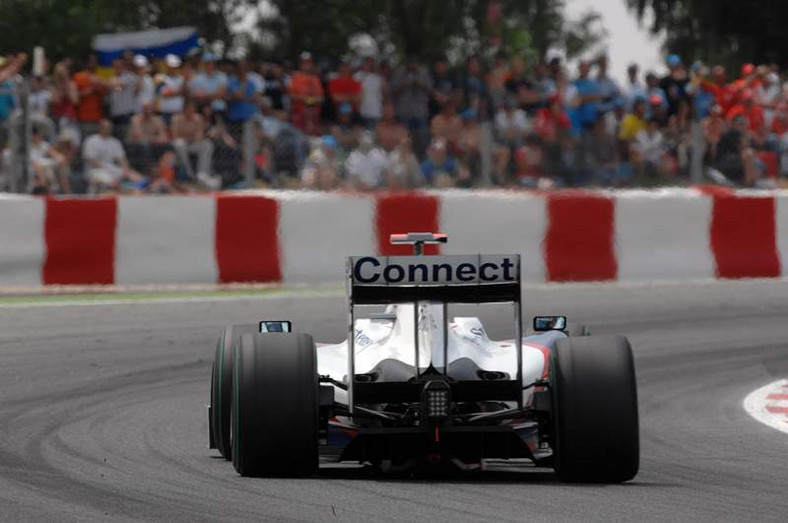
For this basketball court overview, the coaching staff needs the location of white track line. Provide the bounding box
[743,379,788,434]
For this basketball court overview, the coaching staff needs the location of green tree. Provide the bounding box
[625,0,788,69]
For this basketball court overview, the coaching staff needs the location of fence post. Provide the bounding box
[690,119,704,184]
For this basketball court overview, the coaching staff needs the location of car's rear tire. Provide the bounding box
[551,335,639,483]
[210,324,256,459]
[231,332,318,477]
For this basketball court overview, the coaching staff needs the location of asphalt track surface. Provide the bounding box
[1,281,787,522]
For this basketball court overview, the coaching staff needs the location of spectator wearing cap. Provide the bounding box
[73,54,107,138]
[190,53,228,115]
[374,101,408,152]
[133,55,156,114]
[390,57,432,155]
[755,70,781,128]
[623,63,645,111]
[107,57,139,140]
[732,63,757,94]
[644,71,668,114]
[595,55,621,115]
[659,54,690,117]
[456,108,482,184]
[289,52,324,136]
[156,54,186,125]
[633,117,669,184]
[355,57,384,128]
[330,102,361,161]
[572,60,601,130]
[328,60,362,115]
[708,65,737,116]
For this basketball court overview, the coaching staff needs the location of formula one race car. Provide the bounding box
[208,233,639,482]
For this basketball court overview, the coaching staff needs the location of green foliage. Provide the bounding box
[626,0,788,69]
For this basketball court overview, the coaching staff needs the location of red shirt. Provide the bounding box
[707,82,738,116]
[534,108,570,142]
[726,104,765,131]
[328,75,361,109]
[771,115,788,135]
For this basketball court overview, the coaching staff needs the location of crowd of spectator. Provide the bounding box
[1,47,788,194]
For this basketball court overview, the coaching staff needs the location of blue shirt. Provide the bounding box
[0,81,16,122]
[190,72,228,112]
[227,77,260,122]
[420,157,457,182]
[573,78,600,126]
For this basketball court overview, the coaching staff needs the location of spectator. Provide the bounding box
[390,57,432,155]
[580,116,619,186]
[227,60,261,130]
[727,89,765,132]
[330,102,361,159]
[420,138,465,187]
[659,54,690,117]
[301,138,340,190]
[156,54,186,125]
[506,56,538,111]
[328,60,362,114]
[462,54,488,116]
[82,119,144,192]
[345,131,387,190]
[686,62,716,120]
[29,75,54,138]
[262,60,289,112]
[644,71,668,114]
[572,60,601,131]
[289,52,324,136]
[513,139,548,188]
[73,54,106,137]
[710,65,737,116]
[172,99,219,189]
[531,62,557,105]
[133,55,155,114]
[715,114,760,186]
[355,57,384,128]
[430,57,459,116]
[623,63,645,110]
[430,98,462,151]
[495,96,529,148]
[50,59,79,139]
[384,136,423,189]
[375,101,408,152]
[455,108,482,184]
[619,98,648,142]
[596,55,621,114]
[703,104,727,162]
[126,100,168,176]
[29,125,69,194]
[190,53,228,115]
[633,117,668,183]
[534,94,572,179]
[755,71,781,128]
[108,57,138,140]
[485,51,509,111]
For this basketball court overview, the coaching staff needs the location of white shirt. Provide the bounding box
[136,74,155,112]
[355,71,384,119]
[83,134,126,167]
[346,147,388,188]
[157,75,185,114]
[494,109,529,138]
[110,71,139,117]
[636,129,663,164]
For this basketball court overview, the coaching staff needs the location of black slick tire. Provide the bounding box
[210,324,256,459]
[551,335,639,483]
[231,332,318,477]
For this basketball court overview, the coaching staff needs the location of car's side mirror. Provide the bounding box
[533,316,567,332]
[258,320,292,333]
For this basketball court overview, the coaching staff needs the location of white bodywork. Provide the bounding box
[317,303,553,407]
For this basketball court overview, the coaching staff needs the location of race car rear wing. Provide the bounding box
[345,251,523,414]
[347,254,521,304]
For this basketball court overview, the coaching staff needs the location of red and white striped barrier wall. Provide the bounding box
[0,188,787,286]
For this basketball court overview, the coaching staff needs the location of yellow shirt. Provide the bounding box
[618,114,646,141]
